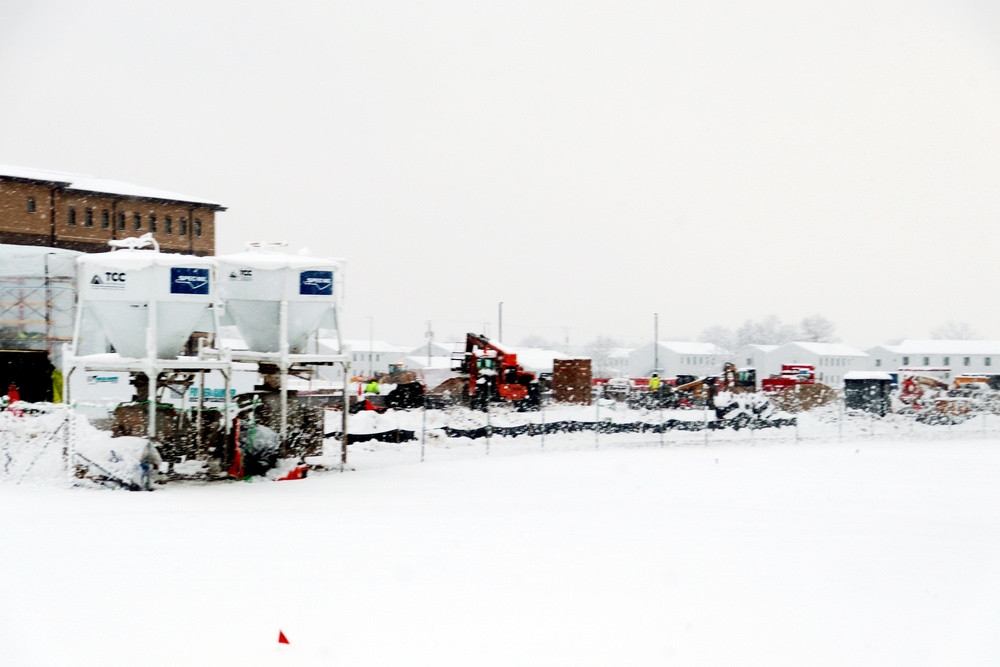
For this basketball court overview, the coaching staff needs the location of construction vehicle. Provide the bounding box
[380,362,417,384]
[452,333,539,411]
[953,374,1000,392]
[898,373,949,409]
[894,372,974,422]
[626,362,773,426]
[896,372,975,422]
[761,365,816,392]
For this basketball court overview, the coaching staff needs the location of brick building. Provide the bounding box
[0,164,225,255]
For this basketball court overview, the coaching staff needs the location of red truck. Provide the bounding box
[761,365,816,392]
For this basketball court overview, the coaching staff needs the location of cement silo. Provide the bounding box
[67,237,228,456]
[76,249,216,360]
[215,245,347,460]
[215,248,341,355]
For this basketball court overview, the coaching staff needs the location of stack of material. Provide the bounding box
[553,358,592,405]
[767,382,838,412]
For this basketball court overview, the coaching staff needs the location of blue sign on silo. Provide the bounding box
[299,270,334,296]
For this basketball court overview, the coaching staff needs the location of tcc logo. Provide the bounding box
[90,271,127,289]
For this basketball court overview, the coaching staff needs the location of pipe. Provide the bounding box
[197,369,205,456]
[342,361,349,468]
[279,299,289,447]
[147,300,158,444]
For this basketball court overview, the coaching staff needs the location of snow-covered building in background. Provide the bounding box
[865,340,1000,381]
[503,347,571,375]
[598,347,632,378]
[732,344,778,374]
[406,341,451,364]
[316,338,412,379]
[627,341,731,379]
[763,342,868,387]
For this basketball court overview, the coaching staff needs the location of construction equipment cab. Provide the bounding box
[453,333,540,411]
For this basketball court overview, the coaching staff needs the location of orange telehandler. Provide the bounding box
[453,333,540,411]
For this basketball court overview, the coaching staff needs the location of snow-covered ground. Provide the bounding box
[4,408,1000,665]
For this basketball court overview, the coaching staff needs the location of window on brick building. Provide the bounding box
[117,212,125,230]
[194,219,202,237]
[27,197,35,213]
[133,213,141,231]
[101,210,110,229]
[150,214,157,233]
[67,207,76,226]
[180,217,187,235]
[165,216,172,235]
[84,208,93,227]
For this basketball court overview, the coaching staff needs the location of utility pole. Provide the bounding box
[426,320,433,365]
[654,313,659,374]
[367,316,374,377]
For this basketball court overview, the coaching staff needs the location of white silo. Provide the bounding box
[216,246,342,355]
[77,248,216,360]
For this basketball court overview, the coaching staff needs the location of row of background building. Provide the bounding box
[1,164,995,391]
[330,337,1000,389]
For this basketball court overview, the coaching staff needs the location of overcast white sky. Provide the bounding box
[2,1,999,351]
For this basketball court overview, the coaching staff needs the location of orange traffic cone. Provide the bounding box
[278,630,290,645]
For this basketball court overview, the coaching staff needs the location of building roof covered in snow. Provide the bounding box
[404,355,454,370]
[878,340,1000,355]
[736,344,779,353]
[784,342,868,357]
[0,164,225,209]
[654,341,731,356]
[338,339,413,354]
[503,347,571,374]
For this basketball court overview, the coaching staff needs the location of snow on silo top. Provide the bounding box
[77,247,216,360]
[215,245,344,354]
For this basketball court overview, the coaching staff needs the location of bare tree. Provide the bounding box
[697,324,735,352]
[799,314,838,343]
[735,315,797,347]
[931,321,976,340]
[584,335,623,378]
[519,335,559,349]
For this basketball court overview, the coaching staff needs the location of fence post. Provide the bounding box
[595,395,600,449]
[420,402,426,463]
[703,402,709,446]
[65,405,75,486]
[486,405,491,456]
[839,399,844,441]
[540,403,545,450]
[659,405,664,448]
